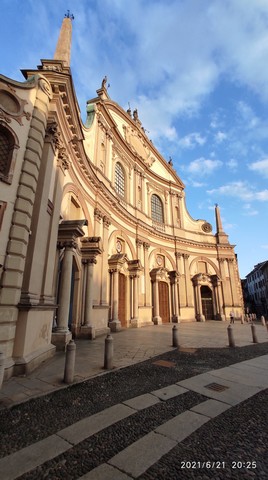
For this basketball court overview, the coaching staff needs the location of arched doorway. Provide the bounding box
[159,281,170,323]
[201,285,214,320]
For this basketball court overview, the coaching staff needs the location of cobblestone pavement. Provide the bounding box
[0,333,268,479]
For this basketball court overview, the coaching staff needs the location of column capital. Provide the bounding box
[136,239,143,247]
[80,236,103,257]
[143,242,150,250]
[103,216,111,228]
[94,207,103,221]
[175,251,182,258]
[168,270,180,283]
[57,239,77,249]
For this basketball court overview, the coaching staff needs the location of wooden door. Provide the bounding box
[118,273,127,327]
[159,281,170,323]
[201,286,214,320]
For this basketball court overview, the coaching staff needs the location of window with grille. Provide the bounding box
[115,162,125,197]
[0,125,14,182]
[151,194,164,223]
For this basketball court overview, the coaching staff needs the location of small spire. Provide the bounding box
[215,203,223,233]
[54,13,74,67]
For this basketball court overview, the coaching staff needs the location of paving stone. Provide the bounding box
[0,434,70,480]
[79,463,132,479]
[151,384,188,401]
[208,365,268,388]
[177,372,262,406]
[123,393,160,410]
[58,403,135,444]
[155,410,209,442]
[109,431,177,478]
[190,398,231,418]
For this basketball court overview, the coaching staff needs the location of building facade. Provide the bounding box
[0,17,243,379]
[243,261,268,317]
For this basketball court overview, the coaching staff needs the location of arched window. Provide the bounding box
[0,125,15,183]
[151,194,164,223]
[115,162,125,197]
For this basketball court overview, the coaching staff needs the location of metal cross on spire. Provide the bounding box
[65,10,74,20]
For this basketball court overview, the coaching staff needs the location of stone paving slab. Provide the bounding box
[177,372,261,405]
[123,393,160,410]
[151,384,188,401]
[79,463,133,479]
[190,398,231,418]
[208,365,268,388]
[0,434,71,480]
[155,410,209,442]
[240,355,268,368]
[109,431,177,478]
[58,403,135,445]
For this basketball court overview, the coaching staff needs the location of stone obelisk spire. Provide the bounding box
[54,11,74,67]
[215,204,229,244]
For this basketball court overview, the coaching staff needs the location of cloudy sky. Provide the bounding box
[1,0,268,277]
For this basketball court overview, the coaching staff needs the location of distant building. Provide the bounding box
[0,16,243,380]
[243,261,268,317]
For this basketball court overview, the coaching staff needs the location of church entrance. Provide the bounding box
[118,272,127,327]
[159,281,170,323]
[201,285,214,320]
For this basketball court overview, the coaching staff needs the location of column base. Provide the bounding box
[80,325,96,339]
[130,317,140,328]
[51,331,72,351]
[172,315,180,323]
[196,314,206,322]
[109,320,122,332]
[153,315,162,325]
[217,313,226,321]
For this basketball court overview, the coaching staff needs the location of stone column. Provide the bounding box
[82,258,96,338]
[143,242,151,306]
[109,268,121,332]
[175,252,185,308]
[168,271,180,322]
[215,279,225,321]
[227,258,239,306]
[150,269,162,324]
[53,242,74,347]
[130,274,139,327]
[183,254,193,306]
[80,236,103,338]
[218,258,230,313]
[101,216,110,305]
[193,281,205,322]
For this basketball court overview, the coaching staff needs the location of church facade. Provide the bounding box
[0,17,243,379]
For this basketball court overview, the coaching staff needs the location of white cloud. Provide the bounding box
[207,181,268,202]
[227,159,238,171]
[187,157,222,176]
[249,158,268,178]
[243,204,258,216]
[214,131,227,143]
[178,132,207,149]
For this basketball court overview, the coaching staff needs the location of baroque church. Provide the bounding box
[0,16,243,379]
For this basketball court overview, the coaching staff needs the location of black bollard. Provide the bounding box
[172,325,179,348]
[104,334,114,369]
[251,324,258,343]
[64,339,76,384]
[227,324,235,348]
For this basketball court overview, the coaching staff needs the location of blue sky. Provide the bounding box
[1,0,268,278]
